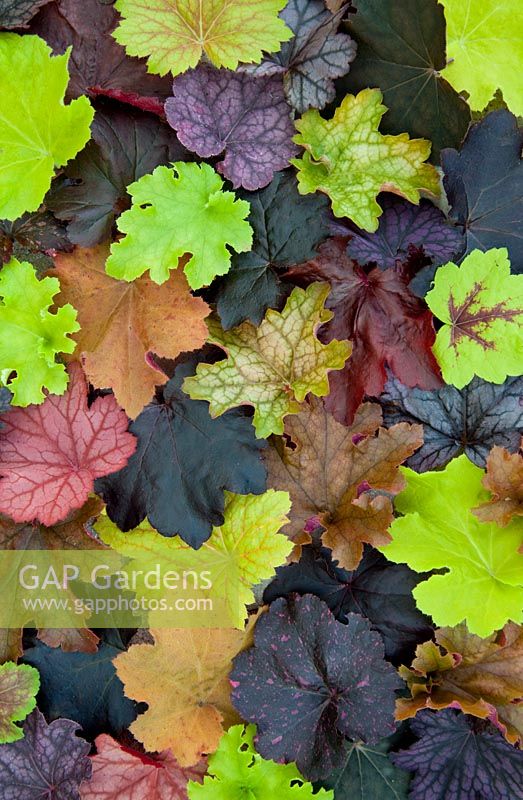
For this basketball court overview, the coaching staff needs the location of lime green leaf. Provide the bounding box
[187,724,334,799]
[0,259,79,406]
[105,162,253,289]
[291,88,440,232]
[112,0,293,77]
[0,662,39,743]
[441,0,523,116]
[425,248,523,389]
[379,455,523,638]
[96,491,292,628]
[182,283,351,438]
[0,34,94,221]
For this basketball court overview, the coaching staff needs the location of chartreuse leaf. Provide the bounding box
[183,283,351,438]
[0,34,94,221]
[112,0,293,77]
[188,724,334,799]
[426,248,523,388]
[105,162,253,289]
[291,88,440,231]
[380,455,523,637]
[0,662,39,743]
[0,259,79,406]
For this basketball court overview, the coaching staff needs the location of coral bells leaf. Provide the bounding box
[473,444,523,526]
[0,662,39,743]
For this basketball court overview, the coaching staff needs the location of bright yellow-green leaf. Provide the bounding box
[182,283,351,438]
[291,88,440,232]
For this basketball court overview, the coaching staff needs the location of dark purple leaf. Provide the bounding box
[0,388,11,429]
[0,0,52,28]
[0,210,72,273]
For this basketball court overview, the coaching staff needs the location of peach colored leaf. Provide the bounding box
[473,444,523,527]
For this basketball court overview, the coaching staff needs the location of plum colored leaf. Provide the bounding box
[473,445,523,526]
[0,210,72,273]
[0,496,106,551]
[52,245,210,419]
[346,197,464,270]
[0,388,11,426]
[291,88,440,231]
[425,248,523,388]
[340,0,470,160]
[230,594,402,781]
[0,363,136,527]
[215,172,329,329]
[165,66,297,191]
[112,0,293,77]
[441,110,523,266]
[0,258,79,407]
[288,238,442,425]
[440,0,522,115]
[265,397,422,568]
[392,709,523,800]
[380,454,523,637]
[0,34,94,221]
[48,107,187,246]
[377,372,523,472]
[80,734,207,800]
[105,162,253,289]
[0,708,91,800]
[0,662,39,743]
[114,627,246,766]
[0,0,52,28]
[243,0,356,113]
[187,724,334,799]
[183,283,351,439]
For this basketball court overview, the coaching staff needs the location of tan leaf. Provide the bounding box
[0,496,105,550]
[0,629,23,665]
[473,443,523,527]
[37,627,99,654]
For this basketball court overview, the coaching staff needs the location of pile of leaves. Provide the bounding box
[0,0,522,797]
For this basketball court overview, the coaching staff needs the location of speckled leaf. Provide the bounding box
[0,0,52,28]
[0,210,72,273]
[0,662,39,743]
[473,445,523,526]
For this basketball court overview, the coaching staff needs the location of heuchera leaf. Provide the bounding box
[230,595,402,781]
[287,238,442,425]
[183,283,351,439]
[0,708,92,800]
[392,709,523,800]
[0,388,11,427]
[291,88,440,231]
[377,372,523,471]
[0,496,105,551]
[0,258,79,406]
[380,454,523,637]
[425,248,523,388]
[187,724,334,799]
[0,0,52,29]
[112,0,293,77]
[165,66,297,191]
[52,245,210,419]
[0,662,39,743]
[265,397,423,569]
[94,358,267,546]
[105,162,253,289]
[0,363,137,527]
[243,0,356,113]
[473,444,523,526]
[0,210,72,273]
[0,34,94,221]
[215,172,329,329]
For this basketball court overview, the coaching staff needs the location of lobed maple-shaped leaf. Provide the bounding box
[0,0,52,28]
[94,358,267,546]
[52,245,210,419]
[0,662,39,743]
[378,372,523,472]
[287,237,442,425]
[188,724,334,799]
[0,363,136,527]
[105,162,253,289]
[0,708,91,799]
[112,0,293,76]
[425,248,523,388]
[380,454,523,637]
[441,110,523,267]
[392,709,523,800]
[0,258,79,407]
[166,66,297,191]
[291,88,440,231]
[0,209,72,273]
[37,628,99,656]
[473,444,523,526]
[114,627,246,766]
[183,283,351,439]
[243,0,356,113]
[80,734,207,800]
[0,34,93,221]
[396,622,523,745]
[230,594,402,781]
[0,497,105,551]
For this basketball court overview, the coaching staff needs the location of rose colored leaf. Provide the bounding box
[473,444,523,526]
